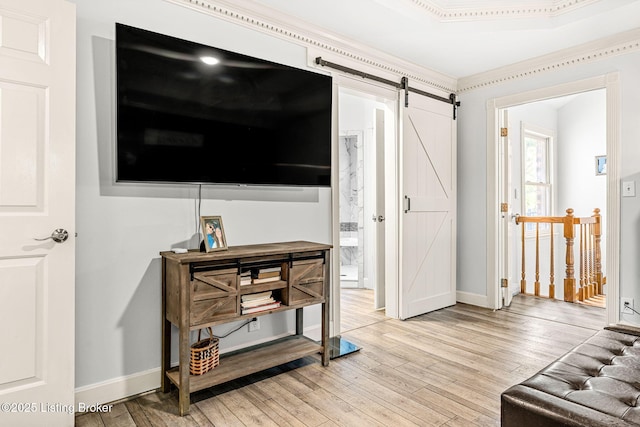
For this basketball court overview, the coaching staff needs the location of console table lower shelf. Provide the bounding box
[165,335,322,392]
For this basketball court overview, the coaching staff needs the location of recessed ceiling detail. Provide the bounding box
[165,0,458,92]
[167,0,640,91]
[411,0,601,21]
[458,29,640,92]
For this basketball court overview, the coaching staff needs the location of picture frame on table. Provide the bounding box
[200,216,227,252]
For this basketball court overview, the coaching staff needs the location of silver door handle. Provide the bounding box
[377,215,385,222]
[34,228,69,243]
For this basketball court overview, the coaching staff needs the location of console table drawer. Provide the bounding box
[289,280,324,304]
[192,269,237,301]
[191,269,238,325]
[191,297,238,325]
[289,259,324,304]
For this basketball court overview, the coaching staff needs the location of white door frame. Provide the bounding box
[486,73,620,325]
[374,108,387,310]
[330,75,400,335]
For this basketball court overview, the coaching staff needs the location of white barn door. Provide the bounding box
[399,94,456,319]
[0,0,76,426]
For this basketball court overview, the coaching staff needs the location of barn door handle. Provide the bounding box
[404,195,411,213]
[34,228,69,243]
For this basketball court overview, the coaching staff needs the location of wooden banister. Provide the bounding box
[516,208,603,303]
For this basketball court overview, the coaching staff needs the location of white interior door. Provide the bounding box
[0,1,76,426]
[399,94,456,319]
[499,109,515,307]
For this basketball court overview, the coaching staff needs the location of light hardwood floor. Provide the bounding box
[76,291,606,427]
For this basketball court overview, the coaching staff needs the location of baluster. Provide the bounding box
[579,224,585,301]
[549,223,555,299]
[587,224,598,298]
[520,222,526,294]
[564,209,576,302]
[535,223,540,296]
[593,208,603,295]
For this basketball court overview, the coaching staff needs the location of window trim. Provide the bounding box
[520,122,555,238]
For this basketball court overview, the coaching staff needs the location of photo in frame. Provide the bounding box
[595,155,607,176]
[200,216,227,252]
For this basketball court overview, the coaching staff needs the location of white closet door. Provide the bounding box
[0,0,76,426]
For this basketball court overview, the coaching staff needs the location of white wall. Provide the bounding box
[457,51,640,324]
[72,0,332,393]
[557,90,607,230]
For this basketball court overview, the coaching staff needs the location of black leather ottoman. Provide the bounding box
[501,326,640,426]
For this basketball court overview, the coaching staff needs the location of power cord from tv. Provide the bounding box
[623,301,640,316]
[195,184,202,237]
[199,318,257,340]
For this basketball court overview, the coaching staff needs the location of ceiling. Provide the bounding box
[245,0,640,78]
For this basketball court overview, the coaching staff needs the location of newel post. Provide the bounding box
[592,208,603,294]
[564,209,576,302]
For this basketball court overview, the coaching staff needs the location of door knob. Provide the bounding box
[34,228,69,243]
[372,215,385,222]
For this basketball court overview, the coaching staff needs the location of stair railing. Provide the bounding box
[515,208,603,303]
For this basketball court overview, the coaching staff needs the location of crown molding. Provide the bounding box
[410,0,602,22]
[163,0,457,93]
[458,28,640,93]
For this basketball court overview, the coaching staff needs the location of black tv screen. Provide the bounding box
[116,24,332,186]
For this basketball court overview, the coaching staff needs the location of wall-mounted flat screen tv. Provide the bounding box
[116,23,332,186]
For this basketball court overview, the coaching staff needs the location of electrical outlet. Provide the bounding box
[621,297,634,314]
[248,317,260,332]
[623,181,636,197]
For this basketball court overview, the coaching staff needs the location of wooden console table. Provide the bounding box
[160,241,331,415]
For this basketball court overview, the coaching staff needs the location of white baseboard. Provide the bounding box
[74,326,324,406]
[74,367,160,407]
[456,291,489,308]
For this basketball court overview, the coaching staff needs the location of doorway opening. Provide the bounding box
[500,90,607,310]
[336,87,395,335]
[488,73,620,326]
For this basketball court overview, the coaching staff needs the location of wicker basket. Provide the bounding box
[190,328,219,375]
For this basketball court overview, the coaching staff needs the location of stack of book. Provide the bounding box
[239,270,252,286]
[241,291,281,314]
[252,266,281,284]
[240,266,282,286]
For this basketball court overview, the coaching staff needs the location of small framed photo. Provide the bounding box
[595,155,607,176]
[200,216,227,252]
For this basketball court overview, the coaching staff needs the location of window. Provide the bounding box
[522,126,553,232]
